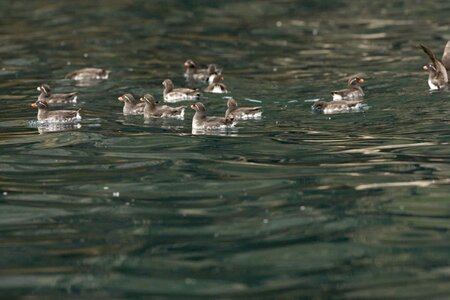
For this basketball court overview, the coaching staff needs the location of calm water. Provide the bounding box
[2,1,450,299]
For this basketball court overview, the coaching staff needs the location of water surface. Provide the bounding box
[2,1,450,299]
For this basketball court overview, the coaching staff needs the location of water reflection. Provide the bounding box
[73,79,106,87]
[28,120,82,134]
[191,127,238,136]
[37,123,82,134]
[143,118,185,131]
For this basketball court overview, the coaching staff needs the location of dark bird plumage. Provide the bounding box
[420,44,449,90]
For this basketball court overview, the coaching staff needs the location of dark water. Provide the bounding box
[2,0,450,299]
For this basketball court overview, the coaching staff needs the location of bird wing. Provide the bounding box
[345,100,363,108]
[174,88,198,95]
[205,116,230,126]
[442,40,450,71]
[421,44,448,83]
[48,110,79,120]
[238,107,262,114]
[158,106,185,116]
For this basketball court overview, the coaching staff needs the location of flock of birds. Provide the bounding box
[32,60,262,132]
[31,40,450,133]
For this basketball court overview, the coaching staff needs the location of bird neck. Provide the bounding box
[38,92,50,99]
[124,101,136,110]
[228,104,237,112]
[185,67,196,75]
[37,108,48,120]
[144,101,156,113]
[164,83,173,93]
[194,110,206,120]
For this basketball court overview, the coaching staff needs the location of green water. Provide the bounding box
[2,1,450,299]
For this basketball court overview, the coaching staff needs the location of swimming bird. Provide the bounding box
[225,98,262,120]
[65,68,110,81]
[162,79,200,102]
[191,102,234,130]
[420,44,449,90]
[117,93,145,115]
[31,100,81,123]
[140,94,186,119]
[331,77,365,100]
[312,100,366,114]
[206,64,222,84]
[184,60,219,82]
[204,74,228,94]
[37,84,78,104]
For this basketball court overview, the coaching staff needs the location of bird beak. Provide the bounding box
[37,87,41,91]
[359,78,365,83]
[118,96,123,101]
[190,104,196,110]
[31,103,37,108]
[139,97,144,102]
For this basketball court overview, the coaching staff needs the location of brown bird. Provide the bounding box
[117,93,145,115]
[37,84,78,104]
[191,102,234,130]
[140,94,186,119]
[162,79,200,102]
[31,100,81,123]
[420,44,449,90]
[225,98,262,120]
[184,59,221,83]
[65,68,110,81]
[204,74,228,94]
[331,77,365,100]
